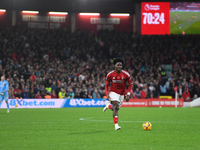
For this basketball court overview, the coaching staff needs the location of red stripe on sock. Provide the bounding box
[113,116,118,124]
[108,105,112,109]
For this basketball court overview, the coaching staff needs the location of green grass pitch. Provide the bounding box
[0,107,200,150]
[170,11,200,34]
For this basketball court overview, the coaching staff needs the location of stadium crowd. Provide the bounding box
[0,26,200,101]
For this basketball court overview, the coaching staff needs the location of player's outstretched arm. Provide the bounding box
[125,83,133,102]
[105,81,110,100]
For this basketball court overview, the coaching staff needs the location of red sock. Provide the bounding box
[113,116,118,124]
[108,105,112,110]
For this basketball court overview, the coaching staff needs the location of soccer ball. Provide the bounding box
[142,121,152,131]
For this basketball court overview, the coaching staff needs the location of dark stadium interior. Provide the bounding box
[0,0,199,12]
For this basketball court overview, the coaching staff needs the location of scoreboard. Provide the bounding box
[141,2,170,35]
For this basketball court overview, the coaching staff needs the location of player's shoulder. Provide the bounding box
[106,70,115,77]
[121,70,131,77]
[3,80,8,83]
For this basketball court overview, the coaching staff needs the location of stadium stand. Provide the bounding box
[0,26,200,101]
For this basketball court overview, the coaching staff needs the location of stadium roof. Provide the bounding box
[1,0,200,13]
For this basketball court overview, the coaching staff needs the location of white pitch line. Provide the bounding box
[0,121,67,125]
[79,117,145,123]
[79,117,192,124]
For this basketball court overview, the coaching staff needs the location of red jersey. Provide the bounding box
[29,75,37,82]
[182,91,191,101]
[105,70,133,95]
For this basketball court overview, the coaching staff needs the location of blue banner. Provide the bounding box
[62,98,106,107]
[0,98,106,108]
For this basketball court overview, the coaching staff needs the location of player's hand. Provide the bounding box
[125,94,130,102]
[106,95,110,101]
[0,93,3,96]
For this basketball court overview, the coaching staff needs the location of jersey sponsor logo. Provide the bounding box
[112,80,124,83]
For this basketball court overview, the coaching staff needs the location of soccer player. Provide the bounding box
[0,75,10,113]
[103,58,133,130]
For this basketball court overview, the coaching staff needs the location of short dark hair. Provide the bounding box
[113,58,124,65]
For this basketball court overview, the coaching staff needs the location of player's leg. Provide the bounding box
[103,101,113,112]
[110,92,121,130]
[113,95,124,130]
[112,101,121,130]
[4,93,9,113]
[103,92,119,112]
[5,101,9,113]
[111,101,119,117]
[103,92,121,130]
[0,95,2,107]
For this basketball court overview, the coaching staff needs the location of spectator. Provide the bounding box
[29,72,37,82]
[67,88,75,98]
[75,87,81,98]
[87,90,92,98]
[177,84,183,98]
[40,90,45,98]
[80,88,88,98]
[182,78,188,87]
[29,89,36,98]
[134,88,141,98]
[92,89,101,98]
[14,84,21,98]
[140,88,147,99]
[51,81,57,92]
[160,81,167,96]
[22,88,29,98]
[189,82,196,98]
[58,88,66,98]
[169,82,176,98]
[45,93,51,99]
[149,83,154,92]
[35,91,42,99]
[182,88,191,102]
[35,84,40,93]
[45,79,52,94]
[51,90,57,98]
[56,83,62,98]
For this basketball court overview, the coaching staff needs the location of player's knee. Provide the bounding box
[116,106,119,111]
[113,105,119,111]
